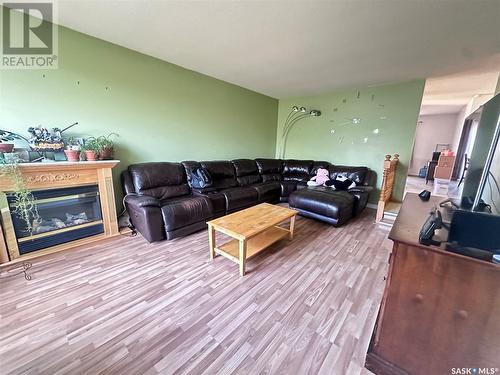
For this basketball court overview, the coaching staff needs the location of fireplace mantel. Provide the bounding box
[0,160,120,264]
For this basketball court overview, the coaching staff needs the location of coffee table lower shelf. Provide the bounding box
[207,203,297,276]
[214,226,290,264]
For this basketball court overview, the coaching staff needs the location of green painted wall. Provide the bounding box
[0,23,278,204]
[276,80,425,203]
[1,15,426,208]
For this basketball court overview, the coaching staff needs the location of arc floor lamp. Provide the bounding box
[280,105,321,158]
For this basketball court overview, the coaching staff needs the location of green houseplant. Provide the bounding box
[95,133,118,160]
[0,154,39,234]
[82,137,99,161]
[64,136,81,162]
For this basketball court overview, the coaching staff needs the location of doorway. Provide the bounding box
[404,69,499,199]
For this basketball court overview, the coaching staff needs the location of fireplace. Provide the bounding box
[0,161,119,264]
[7,185,104,254]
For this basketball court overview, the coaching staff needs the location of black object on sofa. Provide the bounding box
[122,159,374,242]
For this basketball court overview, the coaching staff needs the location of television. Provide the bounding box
[459,92,500,213]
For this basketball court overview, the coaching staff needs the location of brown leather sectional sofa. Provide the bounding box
[121,159,374,242]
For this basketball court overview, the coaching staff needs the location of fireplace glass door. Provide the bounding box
[8,185,104,254]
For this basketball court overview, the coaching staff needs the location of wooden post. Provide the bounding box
[376,154,399,223]
[0,192,19,261]
[0,221,9,263]
[97,167,119,237]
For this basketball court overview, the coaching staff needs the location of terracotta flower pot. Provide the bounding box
[64,149,81,162]
[0,143,14,153]
[84,150,98,161]
[99,147,113,160]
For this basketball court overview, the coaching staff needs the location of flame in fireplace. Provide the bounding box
[32,212,90,235]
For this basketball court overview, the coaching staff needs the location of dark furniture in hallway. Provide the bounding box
[122,159,374,242]
[366,193,500,375]
[425,151,441,184]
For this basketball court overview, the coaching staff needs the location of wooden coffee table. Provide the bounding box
[207,203,298,276]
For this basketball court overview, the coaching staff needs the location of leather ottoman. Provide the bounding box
[288,188,355,226]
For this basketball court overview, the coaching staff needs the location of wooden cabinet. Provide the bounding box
[425,160,437,183]
[366,194,500,375]
[434,154,456,180]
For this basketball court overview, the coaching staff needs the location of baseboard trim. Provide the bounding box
[367,203,378,210]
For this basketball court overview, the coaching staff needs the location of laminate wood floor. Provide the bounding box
[0,208,392,375]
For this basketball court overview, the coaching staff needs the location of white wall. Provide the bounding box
[409,113,459,175]
[451,94,493,151]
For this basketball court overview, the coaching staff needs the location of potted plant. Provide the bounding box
[0,154,40,234]
[82,137,99,161]
[0,130,15,153]
[95,133,118,160]
[64,137,81,162]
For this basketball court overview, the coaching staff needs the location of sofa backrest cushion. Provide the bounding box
[232,159,262,186]
[328,165,368,185]
[121,170,135,195]
[200,160,238,189]
[282,159,314,182]
[255,158,283,182]
[128,162,190,200]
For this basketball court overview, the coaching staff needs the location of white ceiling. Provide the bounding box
[53,0,500,98]
[419,69,499,115]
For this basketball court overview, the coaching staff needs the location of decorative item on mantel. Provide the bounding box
[95,133,118,160]
[81,137,99,161]
[0,130,16,153]
[27,122,78,162]
[0,129,37,163]
[1,126,120,164]
[64,136,82,162]
[81,133,118,161]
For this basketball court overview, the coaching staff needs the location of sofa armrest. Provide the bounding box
[124,194,161,208]
[124,194,164,242]
[348,185,373,194]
